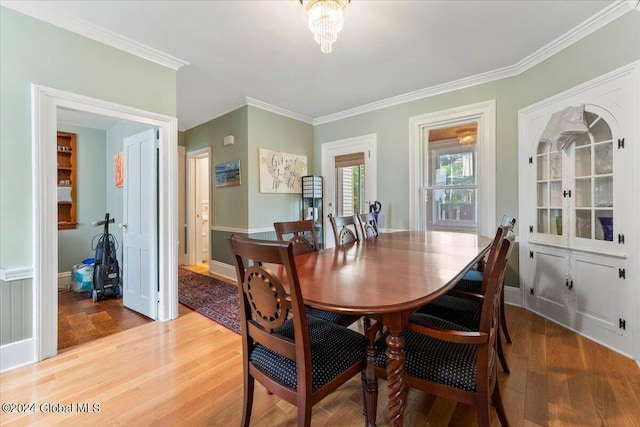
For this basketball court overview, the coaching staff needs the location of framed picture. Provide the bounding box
[215,160,241,187]
[114,151,124,187]
[259,148,307,193]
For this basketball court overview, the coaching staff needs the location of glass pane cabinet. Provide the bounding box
[518,63,637,359]
[535,108,616,248]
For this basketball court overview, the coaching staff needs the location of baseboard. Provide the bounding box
[0,338,36,373]
[209,260,236,283]
[504,285,522,307]
[58,271,71,291]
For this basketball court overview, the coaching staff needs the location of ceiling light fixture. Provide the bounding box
[457,129,476,145]
[300,0,350,54]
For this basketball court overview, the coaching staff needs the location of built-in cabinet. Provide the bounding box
[57,131,77,229]
[518,63,638,358]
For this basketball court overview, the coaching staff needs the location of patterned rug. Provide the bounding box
[178,268,240,334]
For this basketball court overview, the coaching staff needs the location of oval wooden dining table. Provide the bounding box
[270,230,492,427]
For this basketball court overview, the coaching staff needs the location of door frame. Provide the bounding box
[186,147,211,267]
[409,100,496,236]
[32,84,179,362]
[321,133,377,248]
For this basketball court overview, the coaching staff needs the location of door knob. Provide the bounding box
[119,223,127,229]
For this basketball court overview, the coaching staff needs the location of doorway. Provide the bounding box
[32,84,178,364]
[321,134,377,248]
[55,111,156,351]
[186,148,211,269]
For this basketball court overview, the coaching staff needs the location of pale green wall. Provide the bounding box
[247,106,314,229]
[314,11,640,286]
[186,107,249,230]
[56,124,107,272]
[0,7,176,270]
[185,107,249,265]
[0,7,177,346]
[184,106,314,264]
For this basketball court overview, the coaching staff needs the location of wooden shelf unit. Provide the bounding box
[57,131,77,229]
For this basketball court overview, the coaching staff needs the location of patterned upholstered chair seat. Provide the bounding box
[305,307,358,327]
[373,314,495,393]
[251,315,367,392]
[416,294,481,331]
[453,270,483,293]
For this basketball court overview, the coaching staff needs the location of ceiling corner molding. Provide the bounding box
[313,0,635,126]
[246,98,314,124]
[183,98,248,131]
[1,1,189,71]
[313,65,517,126]
[512,0,635,75]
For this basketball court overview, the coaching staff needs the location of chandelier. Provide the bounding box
[300,0,350,54]
[457,129,476,145]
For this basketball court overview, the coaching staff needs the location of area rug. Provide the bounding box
[178,268,241,334]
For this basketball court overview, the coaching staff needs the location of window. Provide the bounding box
[425,134,477,231]
[335,152,365,216]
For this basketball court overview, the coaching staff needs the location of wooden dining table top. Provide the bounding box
[283,230,493,315]
[269,230,492,426]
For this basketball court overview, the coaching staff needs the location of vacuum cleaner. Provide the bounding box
[91,213,122,302]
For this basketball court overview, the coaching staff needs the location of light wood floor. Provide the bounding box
[2,304,639,426]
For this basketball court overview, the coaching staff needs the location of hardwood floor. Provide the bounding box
[57,289,153,351]
[3,305,639,426]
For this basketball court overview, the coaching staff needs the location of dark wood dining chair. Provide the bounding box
[357,212,379,239]
[450,215,516,346]
[273,220,360,328]
[328,214,361,246]
[227,235,368,427]
[365,233,515,427]
[417,226,515,373]
[274,219,319,255]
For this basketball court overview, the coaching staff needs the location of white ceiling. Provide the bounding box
[4,0,624,131]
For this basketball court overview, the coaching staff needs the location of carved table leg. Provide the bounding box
[385,331,405,427]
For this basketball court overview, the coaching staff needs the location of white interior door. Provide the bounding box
[186,148,211,266]
[122,129,158,319]
[321,134,377,248]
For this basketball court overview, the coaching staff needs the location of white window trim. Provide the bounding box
[321,134,377,248]
[409,100,496,237]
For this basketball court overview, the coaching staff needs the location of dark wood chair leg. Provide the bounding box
[242,375,254,427]
[492,382,510,427]
[497,327,510,373]
[298,404,312,427]
[500,285,512,344]
[363,344,378,427]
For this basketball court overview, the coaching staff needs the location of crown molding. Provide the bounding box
[313,0,635,126]
[183,98,248,131]
[1,1,189,71]
[183,97,313,131]
[246,98,314,124]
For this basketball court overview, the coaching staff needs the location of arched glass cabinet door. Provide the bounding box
[572,108,614,243]
[534,104,617,246]
[535,137,564,237]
